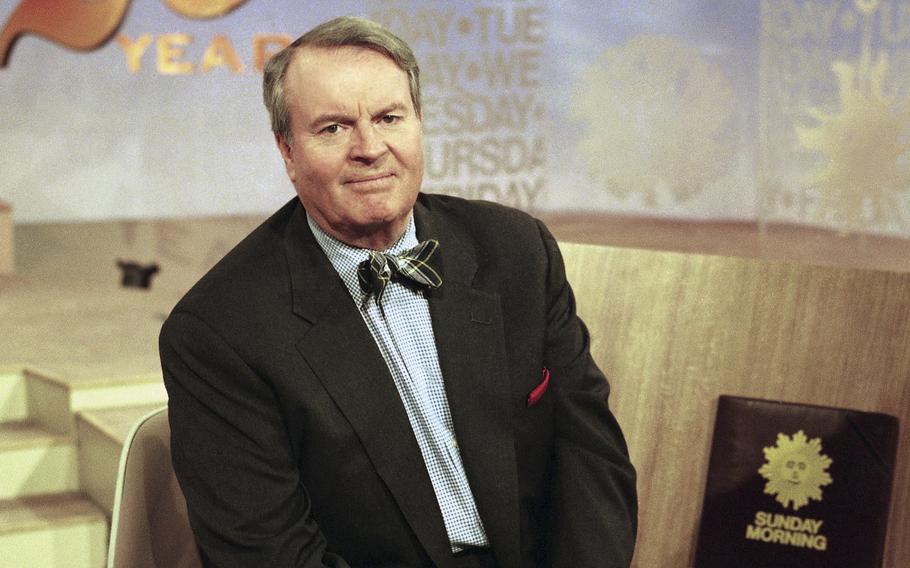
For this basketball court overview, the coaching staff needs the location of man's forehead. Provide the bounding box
[285,46,411,117]
[289,44,399,73]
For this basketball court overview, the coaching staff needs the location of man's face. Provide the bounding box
[277,46,423,249]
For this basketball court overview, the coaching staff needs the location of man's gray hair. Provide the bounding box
[262,16,422,145]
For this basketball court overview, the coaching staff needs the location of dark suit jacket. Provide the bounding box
[160,194,637,568]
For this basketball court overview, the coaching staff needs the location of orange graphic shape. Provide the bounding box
[163,0,249,19]
[0,0,130,67]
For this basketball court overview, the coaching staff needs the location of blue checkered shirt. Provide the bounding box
[307,213,489,552]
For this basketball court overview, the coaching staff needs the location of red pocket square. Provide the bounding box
[527,367,550,407]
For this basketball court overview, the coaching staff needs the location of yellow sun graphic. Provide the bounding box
[758,430,833,511]
[795,0,910,231]
[796,53,910,230]
[571,35,735,207]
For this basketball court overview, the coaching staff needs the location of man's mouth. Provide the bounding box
[345,173,395,187]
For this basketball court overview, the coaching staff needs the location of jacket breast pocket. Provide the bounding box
[526,367,550,407]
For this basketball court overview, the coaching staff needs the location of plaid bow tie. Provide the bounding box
[357,239,443,304]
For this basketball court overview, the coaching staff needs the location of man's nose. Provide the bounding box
[349,125,387,163]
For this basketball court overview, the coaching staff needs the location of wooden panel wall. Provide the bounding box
[560,242,910,568]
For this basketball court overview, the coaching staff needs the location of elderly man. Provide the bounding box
[160,15,637,568]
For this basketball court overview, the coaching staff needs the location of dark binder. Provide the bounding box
[693,396,899,568]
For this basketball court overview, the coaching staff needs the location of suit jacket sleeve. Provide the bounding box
[160,309,351,568]
[537,221,638,566]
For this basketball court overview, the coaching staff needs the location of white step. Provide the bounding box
[0,367,28,423]
[70,373,168,413]
[20,368,167,435]
[0,493,107,568]
[0,422,78,499]
[76,403,166,516]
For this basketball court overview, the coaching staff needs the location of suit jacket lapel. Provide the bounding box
[283,204,455,567]
[415,199,521,568]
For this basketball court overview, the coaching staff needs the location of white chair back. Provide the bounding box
[107,406,202,568]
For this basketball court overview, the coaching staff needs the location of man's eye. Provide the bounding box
[381,115,401,124]
[321,124,341,134]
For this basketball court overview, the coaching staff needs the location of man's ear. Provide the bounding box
[275,133,296,184]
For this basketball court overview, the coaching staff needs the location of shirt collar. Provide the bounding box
[306,211,418,305]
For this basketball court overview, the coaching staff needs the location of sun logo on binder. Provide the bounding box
[758,430,833,511]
